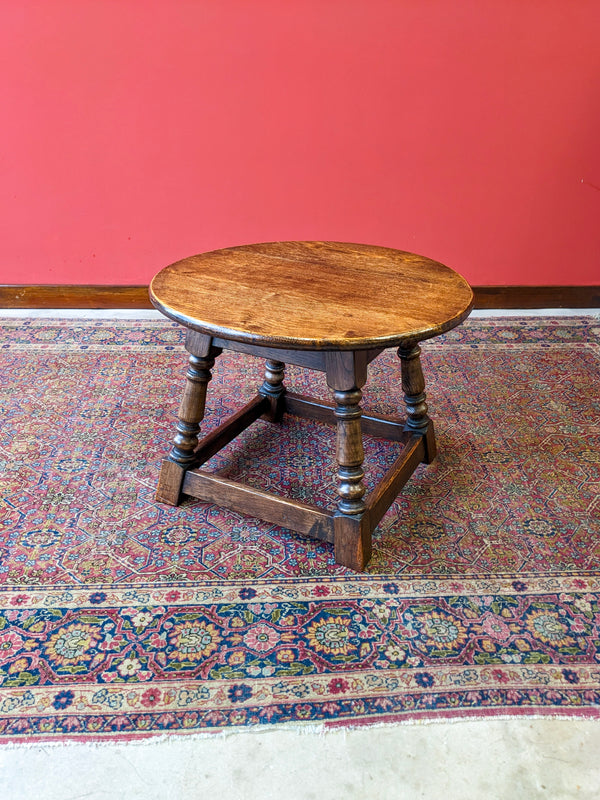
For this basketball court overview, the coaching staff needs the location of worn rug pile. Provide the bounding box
[0,316,599,742]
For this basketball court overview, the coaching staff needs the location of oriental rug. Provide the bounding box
[0,316,599,742]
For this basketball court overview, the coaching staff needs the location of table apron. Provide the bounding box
[211,337,384,373]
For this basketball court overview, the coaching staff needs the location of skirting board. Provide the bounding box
[0,285,599,310]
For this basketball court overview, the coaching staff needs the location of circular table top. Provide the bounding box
[150,241,473,351]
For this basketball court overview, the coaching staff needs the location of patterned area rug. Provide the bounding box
[0,316,599,742]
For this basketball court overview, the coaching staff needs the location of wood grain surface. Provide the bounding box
[149,241,474,350]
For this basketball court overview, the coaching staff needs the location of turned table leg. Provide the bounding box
[333,388,366,516]
[398,343,437,463]
[332,386,371,570]
[156,335,221,505]
[326,352,371,571]
[259,359,286,422]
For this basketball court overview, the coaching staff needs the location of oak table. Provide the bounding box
[150,241,473,571]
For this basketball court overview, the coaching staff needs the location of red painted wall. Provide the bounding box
[2,1,599,286]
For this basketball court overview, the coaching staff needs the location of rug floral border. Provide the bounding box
[2,574,600,742]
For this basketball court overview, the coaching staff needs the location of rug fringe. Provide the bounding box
[2,710,599,749]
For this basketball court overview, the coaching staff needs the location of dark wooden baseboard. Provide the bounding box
[473,285,600,309]
[0,284,599,310]
[0,285,153,309]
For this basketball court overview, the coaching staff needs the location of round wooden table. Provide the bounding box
[150,241,473,571]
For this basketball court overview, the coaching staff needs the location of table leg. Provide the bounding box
[156,346,220,505]
[259,359,286,422]
[332,388,366,515]
[398,343,437,463]
[330,385,371,571]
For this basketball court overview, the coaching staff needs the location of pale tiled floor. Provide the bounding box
[1,309,599,799]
